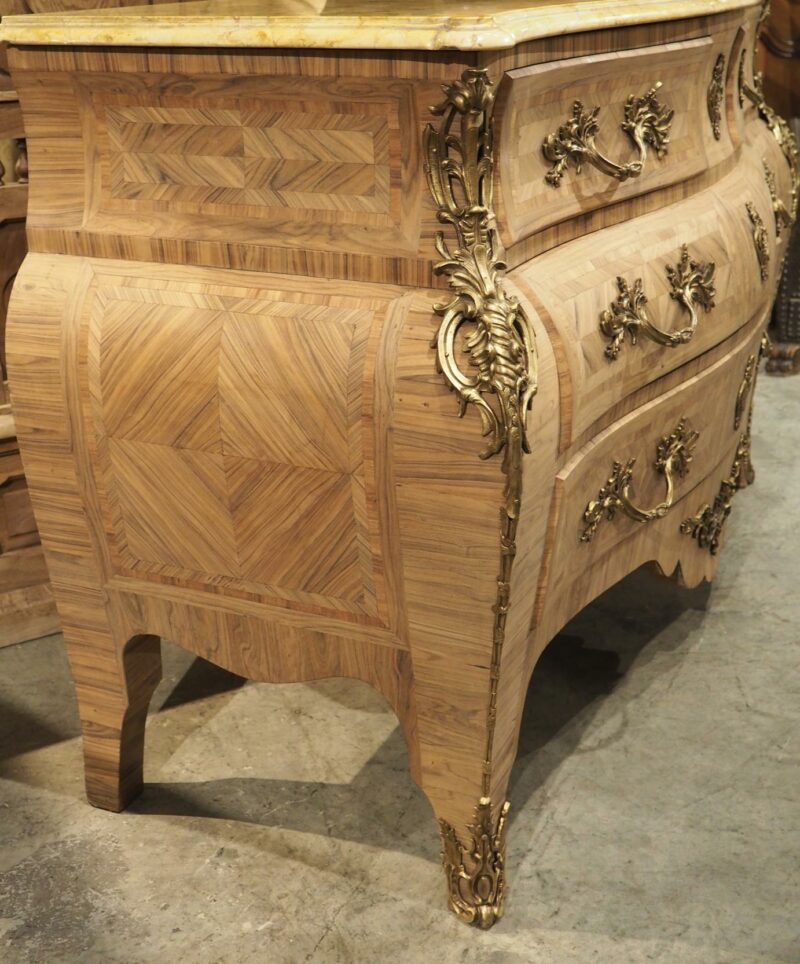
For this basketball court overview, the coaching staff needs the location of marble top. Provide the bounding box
[0,0,758,51]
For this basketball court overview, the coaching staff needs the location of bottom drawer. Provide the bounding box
[535,322,764,642]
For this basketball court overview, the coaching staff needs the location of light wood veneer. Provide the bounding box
[3,0,795,930]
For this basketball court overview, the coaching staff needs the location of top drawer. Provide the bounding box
[494,36,727,245]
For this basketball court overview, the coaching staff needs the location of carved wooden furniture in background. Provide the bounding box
[3,0,796,928]
[757,0,800,372]
[0,394,60,647]
[758,0,800,117]
[0,38,59,647]
[0,0,170,650]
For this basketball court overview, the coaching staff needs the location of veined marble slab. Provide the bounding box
[0,0,760,51]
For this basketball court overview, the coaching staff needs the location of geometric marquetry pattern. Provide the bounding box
[104,101,392,217]
[92,280,379,613]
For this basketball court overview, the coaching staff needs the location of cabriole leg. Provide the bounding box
[67,632,162,812]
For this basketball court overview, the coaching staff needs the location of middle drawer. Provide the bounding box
[511,160,774,447]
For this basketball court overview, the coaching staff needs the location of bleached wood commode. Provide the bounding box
[3,0,796,928]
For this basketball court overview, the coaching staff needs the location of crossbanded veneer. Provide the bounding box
[3,0,793,930]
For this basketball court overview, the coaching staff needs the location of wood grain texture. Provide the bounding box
[9,250,558,834]
[4,0,787,919]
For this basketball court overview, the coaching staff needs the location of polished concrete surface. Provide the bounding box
[1,373,799,963]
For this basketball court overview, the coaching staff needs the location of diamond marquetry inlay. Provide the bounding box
[88,272,387,619]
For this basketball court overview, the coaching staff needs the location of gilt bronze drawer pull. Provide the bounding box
[543,82,673,187]
[600,245,716,360]
[581,418,699,543]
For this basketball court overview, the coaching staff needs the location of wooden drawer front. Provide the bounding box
[544,324,762,610]
[495,36,725,245]
[512,161,772,447]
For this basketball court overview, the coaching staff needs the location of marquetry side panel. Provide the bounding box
[5,248,424,795]
[10,48,468,286]
[98,92,395,221]
[73,260,407,630]
[7,247,570,836]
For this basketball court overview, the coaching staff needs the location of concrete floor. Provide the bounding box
[1,373,799,964]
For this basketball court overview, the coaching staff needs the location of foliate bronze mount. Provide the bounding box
[424,68,537,928]
[681,435,750,555]
[740,5,800,219]
[707,53,725,140]
[543,82,673,186]
[581,418,699,543]
[600,245,716,360]
[752,86,799,218]
[737,48,747,109]
[734,354,757,431]
[746,201,770,282]
[424,69,539,490]
[763,160,793,238]
[440,798,510,930]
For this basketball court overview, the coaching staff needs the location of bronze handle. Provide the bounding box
[600,245,716,361]
[581,418,699,543]
[543,83,673,187]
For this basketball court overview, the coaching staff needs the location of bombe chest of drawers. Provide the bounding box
[3,0,796,929]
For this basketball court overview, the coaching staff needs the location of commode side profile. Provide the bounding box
[3,0,796,928]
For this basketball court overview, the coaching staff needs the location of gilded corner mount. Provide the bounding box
[734,354,757,431]
[740,3,800,217]
[424,67,537,767]
[440,798,510,930]
[424,68,538,515]
[424,69,536,927]
[763,160,793,238]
